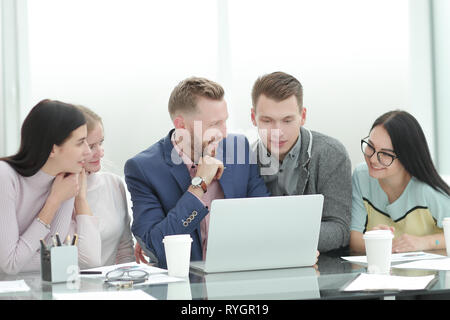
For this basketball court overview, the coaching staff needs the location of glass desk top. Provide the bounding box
[1,247,450,300]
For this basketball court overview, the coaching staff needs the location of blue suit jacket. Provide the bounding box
[124,129,270,268]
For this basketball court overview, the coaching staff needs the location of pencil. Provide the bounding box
[51,235,57,247]
[40,239,47,252]
[71,233,78,246]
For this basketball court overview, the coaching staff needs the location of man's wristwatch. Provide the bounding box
[191,176,207,193]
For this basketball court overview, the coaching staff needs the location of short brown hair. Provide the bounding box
[251,71,303,111]
[75,105,102,132]
[168,77,224,119]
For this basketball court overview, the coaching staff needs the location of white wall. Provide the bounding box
[0,2,3,156]
[1,0,29,157]
[408,0,435,161]
[432,0,450,175]
[23,0,412,176]
[226,0,410,170]
[26,0,219,175]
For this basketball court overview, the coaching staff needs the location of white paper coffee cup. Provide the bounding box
[443,218,450,257]
[363,230,394,274]
[162,234,193,277]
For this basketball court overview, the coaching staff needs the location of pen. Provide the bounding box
[71,233,78,246]
[402,253,425,258]
[80,271,102,275]
[55,233,62,246]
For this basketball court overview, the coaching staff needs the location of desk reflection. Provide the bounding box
[191,267,319,300]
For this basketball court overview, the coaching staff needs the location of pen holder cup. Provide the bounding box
[40,245,79,283]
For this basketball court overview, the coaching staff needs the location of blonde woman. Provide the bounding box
[76,105,135,266]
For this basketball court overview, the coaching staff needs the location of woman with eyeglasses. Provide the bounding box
[350,110,450,253]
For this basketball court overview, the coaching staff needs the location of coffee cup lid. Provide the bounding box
[162,234,193,243]
[363,230,394,240]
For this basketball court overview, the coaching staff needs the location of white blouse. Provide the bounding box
[86,171,134,266]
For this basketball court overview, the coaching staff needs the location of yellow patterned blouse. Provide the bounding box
[351,163,450,238]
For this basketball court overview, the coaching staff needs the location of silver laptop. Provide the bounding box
[190,194,324,273]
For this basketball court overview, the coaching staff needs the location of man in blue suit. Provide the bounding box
[125,77,270,268]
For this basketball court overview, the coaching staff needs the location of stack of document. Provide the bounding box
[341,251,448,291]
[80,262,187,286]
[53,290,156,300]
[392,257,450,271]
[342,251,450,271]
[341,251,445,264]
[343,273,436,292]
[0,280,31,293]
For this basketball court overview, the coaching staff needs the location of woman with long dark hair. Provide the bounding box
[0,99,101,274]
[350,110,450,253]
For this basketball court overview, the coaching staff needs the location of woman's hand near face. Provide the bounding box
[74,169,93,216]
[49,172,80,205]
[38,173,80,225]
[77,168,88,200]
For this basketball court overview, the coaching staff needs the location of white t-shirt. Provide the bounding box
[86,172,134,266]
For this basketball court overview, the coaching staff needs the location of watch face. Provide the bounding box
[192,176,202,185]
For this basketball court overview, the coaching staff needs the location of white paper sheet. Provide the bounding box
[0,280,31,293]
[53,289,156,300]
[136,274,186,286]
[341,251,445,264]
[80,261,186,285]
[106,273,186,287]
[343,273,436,292]
[392,257,450,271]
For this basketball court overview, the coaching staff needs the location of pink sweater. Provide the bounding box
[0,161,101,274]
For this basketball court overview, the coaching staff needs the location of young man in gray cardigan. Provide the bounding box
[250,71,352,252]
